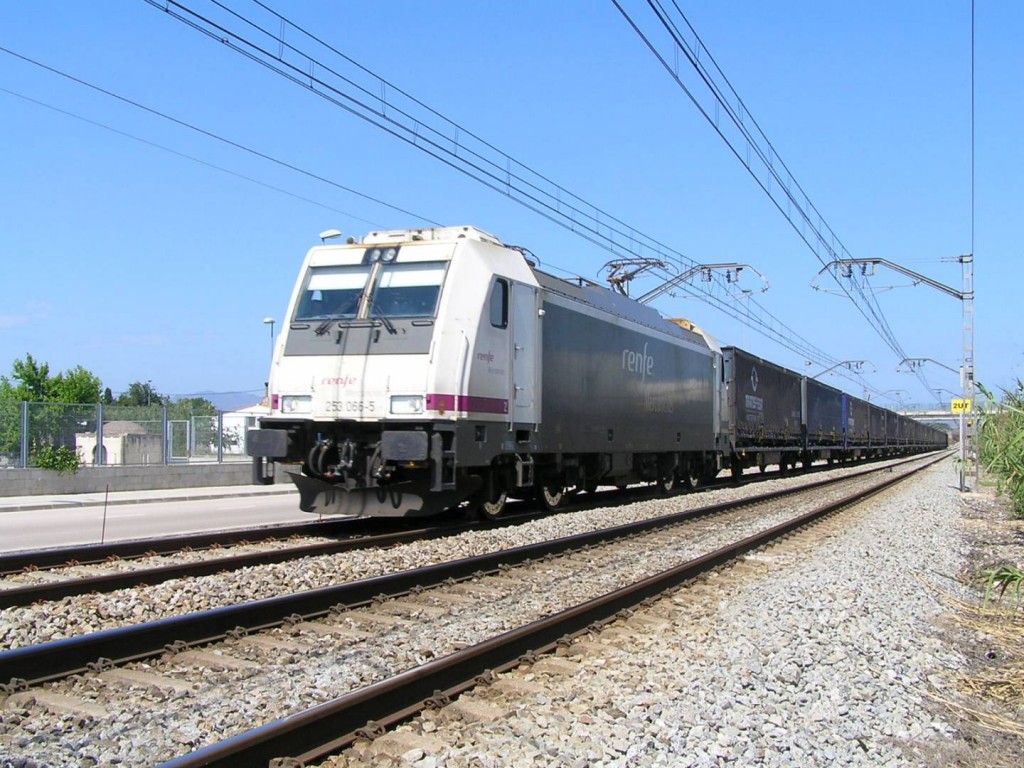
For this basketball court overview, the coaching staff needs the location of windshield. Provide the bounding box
[294,265,371,321]
[367,262,446,318]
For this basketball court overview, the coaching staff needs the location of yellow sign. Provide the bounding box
[951,398,972,414]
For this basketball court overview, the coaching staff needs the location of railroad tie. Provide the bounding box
[489,677,547,696]
[236,635,314,654]
[440,699,507,724]
[564,639,617,658]
[372,599,449,618]
[98,669,196,695]
[290,622,374,641]
[531,657,582,677]
[170,650,261,671]
[621,613,671,632]
[344,611,413,628]
[445,582,504,598]
[401,591,477,607]
[352,731,447,762]
[592,626,637,644]
[5,690,108,719]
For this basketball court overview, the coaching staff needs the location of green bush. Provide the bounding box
[978,381,1024,518]
[31,444,82,474]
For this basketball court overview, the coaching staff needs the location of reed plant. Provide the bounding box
[977,380,1024,518]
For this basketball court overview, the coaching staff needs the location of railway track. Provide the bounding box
[0,453,946,767]
[0,454,918,609]
[0,517,475,609]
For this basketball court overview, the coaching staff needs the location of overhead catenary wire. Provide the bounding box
[0,45,440,228]
[0,85,388,230]
[3,3,924,401]
[140,0,867,380]
[609,0,935,397]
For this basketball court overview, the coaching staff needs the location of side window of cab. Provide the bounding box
[490,279,508,329]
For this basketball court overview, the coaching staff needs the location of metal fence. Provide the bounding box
[0,402,265,468]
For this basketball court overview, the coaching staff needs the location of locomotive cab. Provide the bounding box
[248,226,541,516]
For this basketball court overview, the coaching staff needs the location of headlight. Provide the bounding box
[390,395,424,415]
[281,395,312,414]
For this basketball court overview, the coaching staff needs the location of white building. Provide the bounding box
[76,421,163,466]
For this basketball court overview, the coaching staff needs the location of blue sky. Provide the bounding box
[1,1,1020,410]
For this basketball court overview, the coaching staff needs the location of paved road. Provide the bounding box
[0,487,314,553]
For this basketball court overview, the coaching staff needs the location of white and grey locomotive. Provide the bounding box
[248,226,947,517]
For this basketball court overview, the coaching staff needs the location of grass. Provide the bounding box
[977,563,1024,612]
[977,380,1024,518]
[921,575,1024,738]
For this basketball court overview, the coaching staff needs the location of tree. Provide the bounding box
[170,396,217,416]
[116,381,165,407]
[0,355,104,461]
[0,354,102,404]
[50,366,103,404]
[1,354,50,401]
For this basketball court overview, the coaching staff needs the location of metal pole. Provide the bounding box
[96,403,104,466]
[960,254,975,493]
[264,317,275,370]
[162,406,169,465]
[959,411,965,492]
[19,401,28,469]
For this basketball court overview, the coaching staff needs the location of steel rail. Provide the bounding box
[0,520,475,610]
[0,453,946,689]
[0,491,637,607]
[0,518,369,574]
[159,452,948,767]
[0,450,935,575]
[0,486,690,607]
[0,452,938,606]
[0,479,712,575]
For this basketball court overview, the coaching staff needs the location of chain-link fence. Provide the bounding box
[0,402,265,468]
[0,400,23,468]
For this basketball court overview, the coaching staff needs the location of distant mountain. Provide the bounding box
[186,391,266,412]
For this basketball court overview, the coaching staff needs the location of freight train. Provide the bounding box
[248,226,947,518]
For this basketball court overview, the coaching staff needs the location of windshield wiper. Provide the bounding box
[371,309,398,335]
[314,318,336,336]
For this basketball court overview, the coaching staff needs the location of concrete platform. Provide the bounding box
[0,483,296,514]
[0,480,311,554]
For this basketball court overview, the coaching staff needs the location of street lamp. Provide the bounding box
[263,317,275,363]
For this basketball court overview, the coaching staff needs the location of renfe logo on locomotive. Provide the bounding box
[322,376,358,387]
[622,342,654,382]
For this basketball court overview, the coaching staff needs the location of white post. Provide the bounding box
[959,412,966,492]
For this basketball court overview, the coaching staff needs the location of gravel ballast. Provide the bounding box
[0,464,909,766]
[335,459,970,768]
[0,459,917,651]
[0,456,970,766]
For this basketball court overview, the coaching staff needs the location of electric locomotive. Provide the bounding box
[249,225,947,518]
